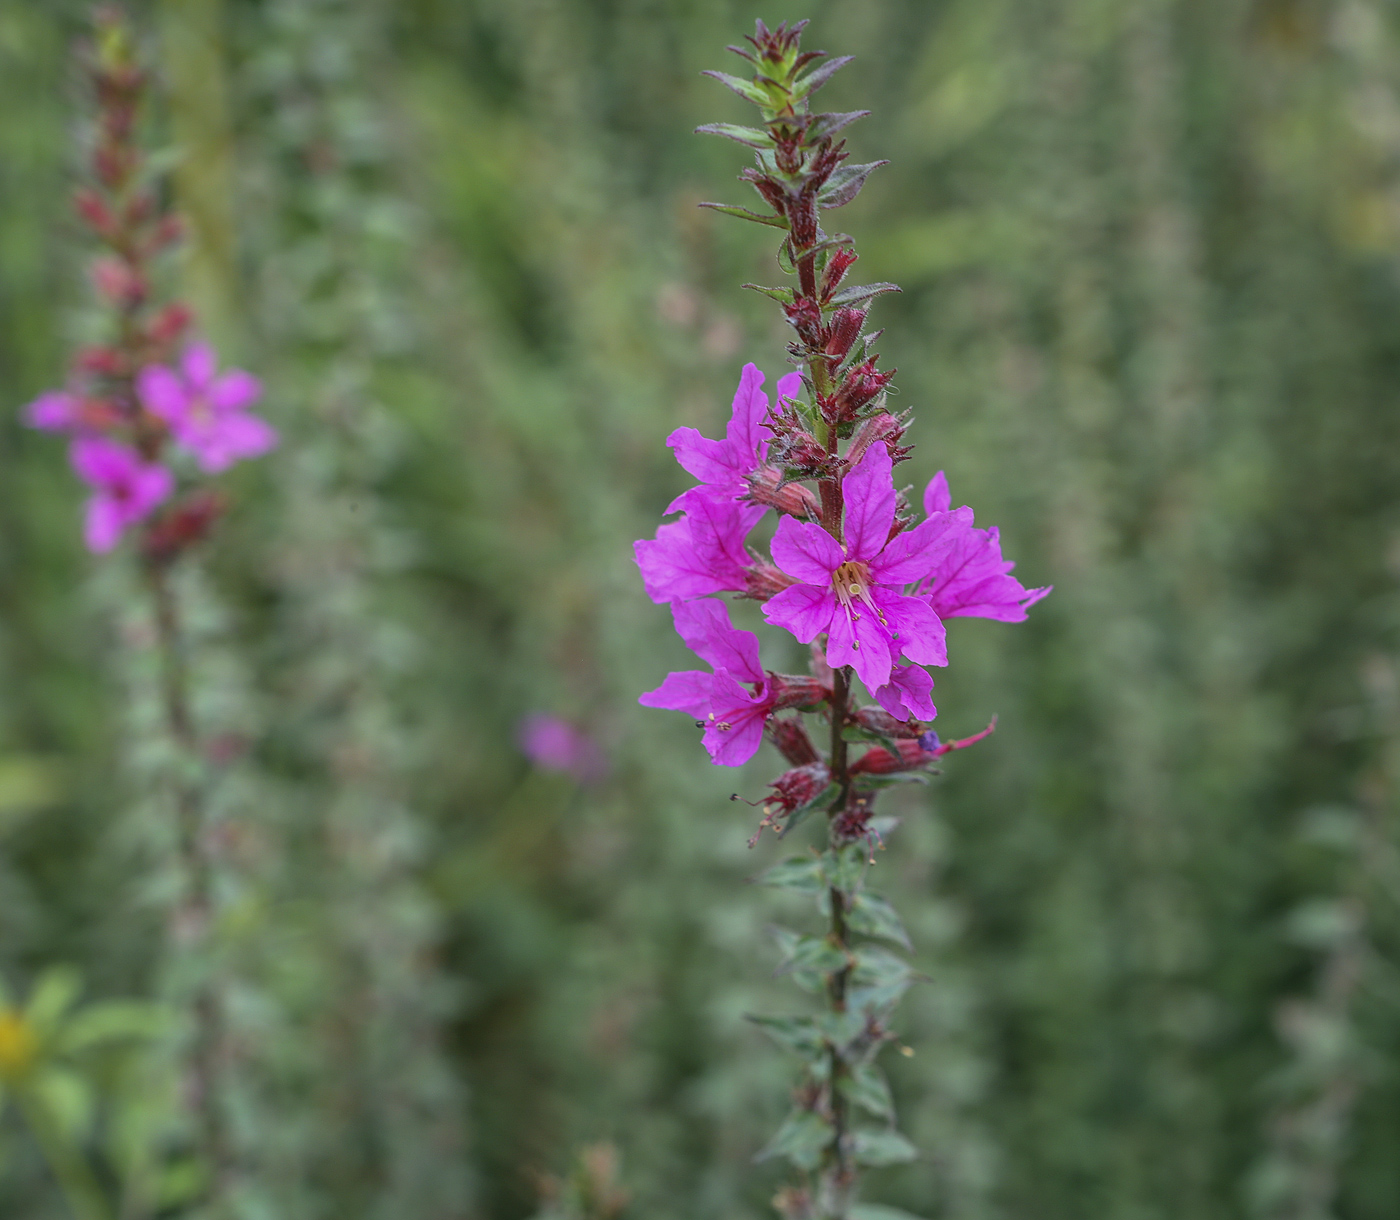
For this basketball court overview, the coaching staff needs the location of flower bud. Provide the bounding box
[742,561,798,601]
[820,248,858,300]
[850,739,936,775]
[91,256,145,306]
[73,188,116,238]
[824,307,866,361]
[747,465,819,518]
[765,762,831,814]
[853,707,925,740]
[768,674,832,712]
[831,789,878,845]
[769,717,819,766]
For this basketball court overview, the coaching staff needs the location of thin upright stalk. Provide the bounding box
[17,1089,113,1220]
[144,558,230,1207]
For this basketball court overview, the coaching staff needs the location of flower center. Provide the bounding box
[832,559,886,646]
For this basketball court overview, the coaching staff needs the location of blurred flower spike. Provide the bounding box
[519,714,607,784]
[632,17,1050,1214]
[15,7,274,558]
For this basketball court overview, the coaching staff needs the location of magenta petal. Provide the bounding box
[763,583,836,644]
[705,708,766,767]
[880,590,948,667]
[667,425,734,487]
[70,436,138,488]
[671,598,764,686]
[192,413,278,472]
[924,471,951,515]
[136,365,189,423]
[84,496,125,553]
[209,369,262,413]
[840,440,896,561]
[775,371,803,405]
[635,509,752,604]
[770,515,843,584]
[23,391,78,431]
[872,510,971,587]
[181,342,217,390]
[638,670,715,718]
[827,604,892,689]
[131,463,175,514]
[873,663,937,722]
[725,361,770,466]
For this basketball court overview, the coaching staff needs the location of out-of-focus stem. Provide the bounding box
[17,1088,113,1220]
[144,558,230,1208]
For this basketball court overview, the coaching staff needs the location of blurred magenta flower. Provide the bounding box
[69,435,173,553]
[518,714,606,783]
[137,343,277,473]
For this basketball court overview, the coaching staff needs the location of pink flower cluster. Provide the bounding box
[23,343,276,553]
[635,363,1047,777]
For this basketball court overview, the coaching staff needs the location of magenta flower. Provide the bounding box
[639,598,773,766]
[665,362,803,513]
[136,343,276,473]
[917,473,1050,621]
[762,443,948,690]
[518,714,606,783]
[23,390,82,431]
[21,389,121,434]
[69,435,174,553]
[635,493,762,604]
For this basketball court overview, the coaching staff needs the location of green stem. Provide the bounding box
[145,559,231,1209]
[16,1088,113,1220]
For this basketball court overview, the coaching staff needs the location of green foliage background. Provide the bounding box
[5,0,1400,1217]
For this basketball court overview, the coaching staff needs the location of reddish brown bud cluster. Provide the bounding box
[766,762,832,816]
[850,740,937,776]
[851,707,925,740]
[767,674,834,713]
[142,489,227,564]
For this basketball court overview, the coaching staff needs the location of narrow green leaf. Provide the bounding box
[829,281,902,308]
[26,967,81,1035]
[848,892,912,950]
[818,160,888,208]
[791,55,854,101]
[842,1062,895,1121]
[777,934,848,982]
[856,772,931,789]
[847,945,917,1013]
[697,201,789,229]
[756,1108,833,1170]
[852,1128,919,1167]
[701,70,771,107]
[745,1014,825,1059]
[695,121,775,148]
[59,1001,170,1054]
[742,283,796,305]
[806,110,871,141]
[752,856,825,893]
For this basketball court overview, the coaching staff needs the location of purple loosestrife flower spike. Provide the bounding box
[137,343,277,474]
[639,598,775,767]
[69,435,174,553]
[762,442,948,690]
[917,472,1052,621]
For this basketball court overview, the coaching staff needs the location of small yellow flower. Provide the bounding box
[0,1007,37,1080]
